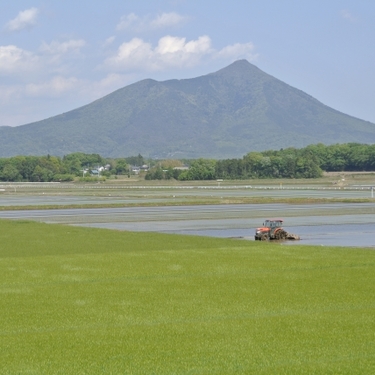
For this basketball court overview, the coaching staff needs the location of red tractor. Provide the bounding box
[254,219,288,241]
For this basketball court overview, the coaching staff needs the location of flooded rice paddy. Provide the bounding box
[76,214,375,248]
[1,183,375,248]
[0,200,374,248]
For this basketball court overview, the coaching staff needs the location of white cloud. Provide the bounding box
[116,13,140,31]
[0,39,86,78]
[25,76,79,97]
[150,12,187,29]
[0,45,39,74]
[37,39,87,69]
[104,36,210,71]
[0,77,82,126]
[156,35,211,54]
[5,7,39,32]
[155,35,213,68]
[103,36,116,47]
[215,42,257,60]
[40,39,86,55]
[0,85,19,102]
[105,38,153,70]
[7,71,132,101]
[340,9,357,22]
[0,38,87,79]
[116,12,187,32]
[104,35,256,72]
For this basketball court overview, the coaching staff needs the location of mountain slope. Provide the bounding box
[0,60,374,158]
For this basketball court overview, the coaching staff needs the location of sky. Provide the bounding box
[1,0,375,127]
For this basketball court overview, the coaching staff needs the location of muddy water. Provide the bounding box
[83,218,375,248]
[284,224,375,247]
[168,223,375,248]
[157,208,375,248]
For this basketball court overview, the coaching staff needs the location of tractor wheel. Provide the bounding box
[261,234,268,241]
[275,230,287,240]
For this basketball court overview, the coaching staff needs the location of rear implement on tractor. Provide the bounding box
[254,219,300,241]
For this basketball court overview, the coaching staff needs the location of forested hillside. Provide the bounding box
[0,60,374,158]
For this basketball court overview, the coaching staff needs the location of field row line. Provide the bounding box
[0,184,373,191]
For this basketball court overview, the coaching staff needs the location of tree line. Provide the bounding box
[0,153,145,182]
[146,143,375,180]
[1,143,375,182]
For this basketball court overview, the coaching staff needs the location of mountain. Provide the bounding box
[1,60,374,158]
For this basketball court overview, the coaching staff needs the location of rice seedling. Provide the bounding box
[1,219,374,374]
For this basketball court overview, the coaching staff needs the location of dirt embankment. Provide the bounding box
[323,171,375,177]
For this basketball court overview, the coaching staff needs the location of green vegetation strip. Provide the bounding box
[0,196,373,211]
[1,219,375,374]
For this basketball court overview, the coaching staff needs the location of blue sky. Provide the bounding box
[1,0,375,127]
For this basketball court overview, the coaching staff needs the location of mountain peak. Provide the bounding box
[213,59,260,74]
[0,61,374,158]
[208,59,269,86]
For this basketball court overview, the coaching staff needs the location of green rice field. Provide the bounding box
[1,219,375,374]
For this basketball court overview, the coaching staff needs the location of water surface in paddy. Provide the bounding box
[1,201,374,248]
[81,217,375,248]
[167,223,375,248]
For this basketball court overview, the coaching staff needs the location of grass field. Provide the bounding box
[1,219,375,374]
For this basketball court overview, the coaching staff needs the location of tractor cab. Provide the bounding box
[255,219,285,241]
[263,219,283,229]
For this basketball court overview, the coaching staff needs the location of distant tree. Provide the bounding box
[1,163,21,181]
[178,159,216,180]
[114,159,128,175]
[31,165,53,182]
[145,167,166,180]
[63,153,104,172]
[126,154,144,166]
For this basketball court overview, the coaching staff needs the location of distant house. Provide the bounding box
[131,165,149,174]
[140,164,149,171]
[90,165,110,176]
[131,166,140,175]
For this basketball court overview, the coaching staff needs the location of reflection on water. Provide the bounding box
[167,223,375,248]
